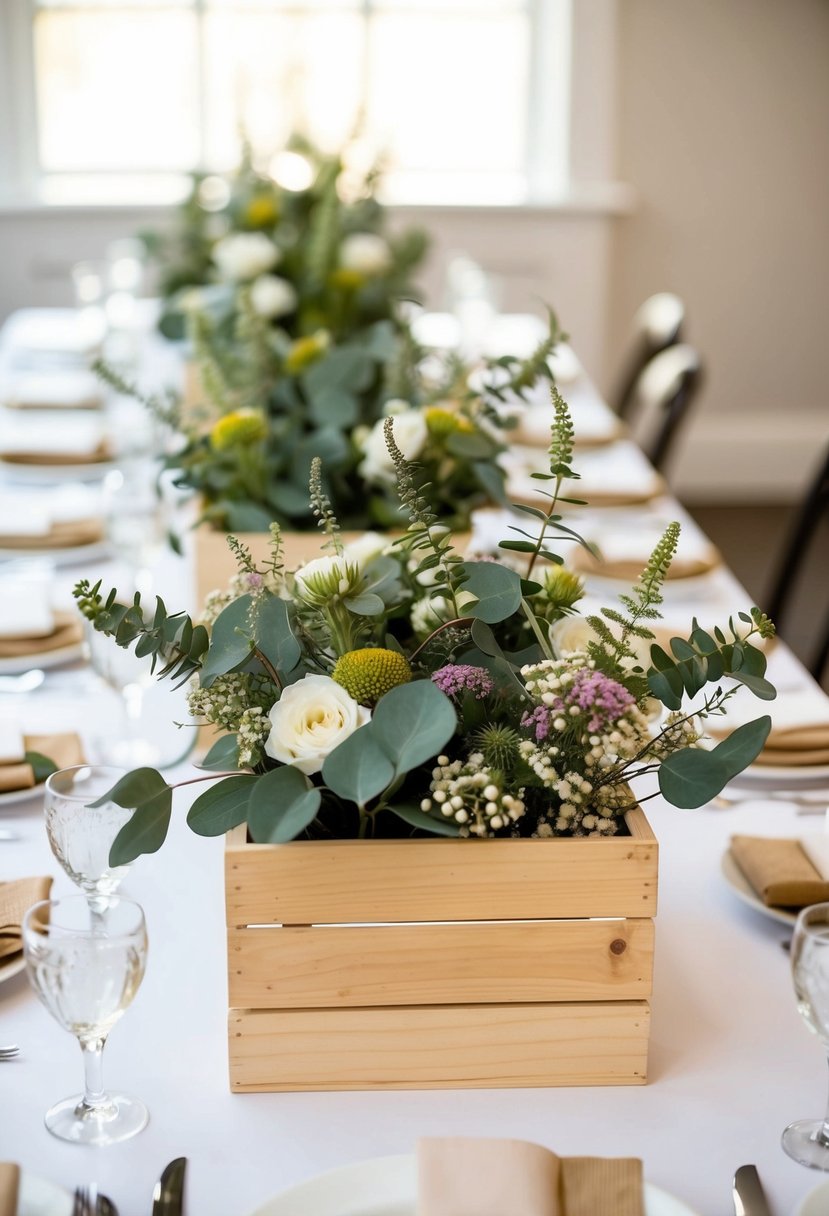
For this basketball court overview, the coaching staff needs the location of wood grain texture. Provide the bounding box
[228,1001,651,1091]
[225,810,658,926]
[228,917,655,1008]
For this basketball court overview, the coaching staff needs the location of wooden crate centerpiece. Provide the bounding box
[225,807,657,1092]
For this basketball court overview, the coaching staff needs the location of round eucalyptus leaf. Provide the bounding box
[372,681,457,774]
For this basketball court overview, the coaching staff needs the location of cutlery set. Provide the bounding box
[70,1158,185,1216]
[733,1165,773,1216]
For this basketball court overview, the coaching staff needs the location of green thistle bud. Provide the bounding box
[473,724,521,774]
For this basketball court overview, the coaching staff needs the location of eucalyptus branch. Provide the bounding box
[92,359,181,429]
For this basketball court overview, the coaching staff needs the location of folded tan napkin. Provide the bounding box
[710,690,829,768]
[0,610,83,658]
[0,1163,20,1216]
[571,547,720,582]
[418,1138,643,1216]
[0,875,52,961]
[1,439,111,466]
[731,835,829,907]
[0,732,85,794]
[0,516,103,550]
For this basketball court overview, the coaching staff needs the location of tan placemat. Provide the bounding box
[0,731,85,793]
[0,517,103,550]
[731,835,829,907]
[0,875,52,960]
[1,440,111,466]
[0,610,83,658]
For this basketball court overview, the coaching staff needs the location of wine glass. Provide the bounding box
[44,766,132,910]
[783,901,829,1169]
[22,895,148,1145]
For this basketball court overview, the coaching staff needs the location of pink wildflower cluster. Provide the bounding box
[521,668,635,741]
[431,664,494,701]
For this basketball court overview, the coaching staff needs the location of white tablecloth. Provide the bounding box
[0,332,826,1216]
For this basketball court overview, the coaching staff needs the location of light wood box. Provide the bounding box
[224,807,658,1092]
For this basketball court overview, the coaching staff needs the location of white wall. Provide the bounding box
[609,0,829,501]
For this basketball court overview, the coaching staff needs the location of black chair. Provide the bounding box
[765,443,829,683]
[613,293,685,420]
[626,344,703,474]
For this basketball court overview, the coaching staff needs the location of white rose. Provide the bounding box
[360,410,428,485]
[250,274,297,319]
[549,615,599,657]
[264,674,371,775]
[339,232,392,276]
[342,532,388,569]
[213,233,279,281]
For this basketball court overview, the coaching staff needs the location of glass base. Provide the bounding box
[45,1091,148,1145]
[782,1119,829,1170]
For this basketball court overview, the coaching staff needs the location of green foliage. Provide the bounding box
[247,767,322,843]
[186,775,259,836]
[370,681,457,774]
[462,561,523,624]
[658,717,772,807]
[25,751,59,785]
[93,768,175,866]
[322,724,395,806]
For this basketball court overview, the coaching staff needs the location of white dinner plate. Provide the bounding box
[729,761,829,790]
[247,1153,699,1216]
[0,643,85,676]
[0,459,117,485]
[18,1172,73,1216]
[797,1177,829,1216]
[0,540,110,568]
[720,847,798,927]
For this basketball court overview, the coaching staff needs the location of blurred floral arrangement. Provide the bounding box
[98,289,561,533]
[74,391,776,864]
[140,134,428,344]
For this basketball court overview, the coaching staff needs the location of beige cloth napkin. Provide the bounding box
[731,835,829,907]
[418,1138,643,1216]
[0,875,52,961]
[1,439,111,466]
[0,516,103,550]
[0,731,85,793]
[0,609,83,658]
[0,1163,20,1216]
[710,690,829,768]
[571,547,720,582]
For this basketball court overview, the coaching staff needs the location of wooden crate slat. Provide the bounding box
[228,1001,651,1091]
[225,810,657,926]
[228,917,655,1009]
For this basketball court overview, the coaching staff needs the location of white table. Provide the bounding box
[1,332,827,1216]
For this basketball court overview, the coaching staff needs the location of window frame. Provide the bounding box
[0,0,626,213]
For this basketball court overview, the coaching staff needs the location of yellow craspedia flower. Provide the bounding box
[332,647,413,706]
[424,405,476,439]
[329,267,365,291]
[210,408,268,452]
[244,194,279,228]
[285,330,330,375]
[541,566,585,610]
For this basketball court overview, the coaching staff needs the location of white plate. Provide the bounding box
[0,460,117,485]
[18,1172,73,1216]
[729,762,829,790]
[0,782,44,809]
[797,1177,829,1216]
[720,847,798,927]
[248,1152,699,1216]
[0,644,84,676]
[0,540,110,568]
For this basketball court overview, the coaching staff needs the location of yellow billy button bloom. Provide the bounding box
[329,267,365,291]
[332,647,413,707]
[424,405,476,439]
[210,408,268,452]
[285,330,331,375]
[244,194,280,228]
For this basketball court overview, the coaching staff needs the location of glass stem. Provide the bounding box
[821,1053,829,1146]
[79,1037,108,1110]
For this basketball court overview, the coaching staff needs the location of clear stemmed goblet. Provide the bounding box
[22,895,148,1145]
[44,766,131,910]
[783,901,829,1169]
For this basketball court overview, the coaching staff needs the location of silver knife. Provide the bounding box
[733,1164,773,1216]
[151,1158,187,1216]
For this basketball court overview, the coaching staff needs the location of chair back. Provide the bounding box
[765,443,829,683]
[628,343,702,473]
[614,292,685,419]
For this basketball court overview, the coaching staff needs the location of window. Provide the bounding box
[16,0,571,206]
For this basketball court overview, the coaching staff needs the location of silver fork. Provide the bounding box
[0,1044,20,1059]
[72,1185,97,1216]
